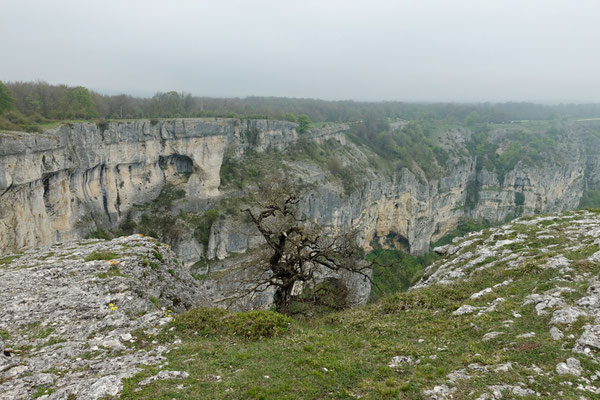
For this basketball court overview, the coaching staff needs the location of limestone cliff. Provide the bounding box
[0,119,598,261]
[0,119,344,253]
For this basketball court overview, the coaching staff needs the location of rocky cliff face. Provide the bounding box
[0,119,597,262]
[0,119,344,254]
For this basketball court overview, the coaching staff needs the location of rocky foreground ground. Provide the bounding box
[2,211,600,399]
[0,235,205,399]
[414,210,600,398]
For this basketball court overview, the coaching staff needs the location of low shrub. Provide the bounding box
[170,307,292,340]
[378,284,466,314]
[88,228,112,240]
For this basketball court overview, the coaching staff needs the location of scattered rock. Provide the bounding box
[79,375,122,399]
[433,244,458,256]
[389,355,413,369]
[139,370,189,386]
[471,288,493,299]
[574,324,600,355]
[447,368,471,383]
[556,358,583,376]
[453,304,478,315]
[482,331,504,341]
[544,255,571,270]
[551,307,586,325]
[493,362,512,372]
[120,333,133,342]
[550,327,564,340]
[483,384,537,398]
[516,332,536,339]
[423,384,456,399]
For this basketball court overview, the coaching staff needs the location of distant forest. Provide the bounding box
[2,80,600,132]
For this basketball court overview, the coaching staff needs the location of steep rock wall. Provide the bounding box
[0,119,596,258]
[0,119,327,252]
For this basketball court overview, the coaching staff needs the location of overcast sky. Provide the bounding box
[2,0,599,102]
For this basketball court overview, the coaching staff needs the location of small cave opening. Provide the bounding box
[159,154,194,174]
[371,231,410,253]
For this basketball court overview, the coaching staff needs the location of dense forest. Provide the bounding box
[2,80,600,133]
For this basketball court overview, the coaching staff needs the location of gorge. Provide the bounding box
[1,118,598,262]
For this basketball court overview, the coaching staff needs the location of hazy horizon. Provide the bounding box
[2,0,600,103]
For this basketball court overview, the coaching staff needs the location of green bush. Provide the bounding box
[224,310,292,339]
[195,209,220,246]
[580,189,600,209]
[297,114,311,133]
[368,249,438,302]
[432,219,490,248]
[89,228,112,240]
[515,192,525,206]
[170,308,292,340]
[96,119,109,132]
[290,278,350,315]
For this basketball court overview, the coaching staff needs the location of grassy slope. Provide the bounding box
[119,209,600,399]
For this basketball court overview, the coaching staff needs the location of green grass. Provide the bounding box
[0,255,20,266]
[96,264,127,279]
[118,211,600,399]
[149,296,161,309]
[84,250,118,262]
[32,387,56,398]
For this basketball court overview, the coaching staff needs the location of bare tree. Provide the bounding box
[232,182,372,315]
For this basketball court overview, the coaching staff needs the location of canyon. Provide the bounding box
[1,118,598,262]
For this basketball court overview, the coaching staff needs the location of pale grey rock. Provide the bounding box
[482,331,504,341]
[487,384,537,398]
[471,287,493,299]
[556,358,583,376]
[79,375,122,399]
[423,384,456,399]
[453,304,478,315]
[493,362,512,372]
[433,244,458,256]
[588,250,600,263]
[138,370,189,386]
[516,332,536,338]
[544,255,571,270]
[447,368,471,383]
[493,279,513,288]
[550,327,564,340]
[388,355,413,369]
[551,307,586,325]
[468,363,490,373]
[523,292,567,316]
[575,324,600,354]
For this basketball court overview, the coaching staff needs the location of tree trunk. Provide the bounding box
[273,283,294,315]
